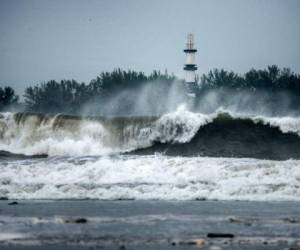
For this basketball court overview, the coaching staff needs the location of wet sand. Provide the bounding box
[0,200,299,249]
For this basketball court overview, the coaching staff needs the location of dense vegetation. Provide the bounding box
[195,65,300,114]
[199,65,300,94]
[0,86,19,111]
[1,65,300,114]
[23,69,175,114]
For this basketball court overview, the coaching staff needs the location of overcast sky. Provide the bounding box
[1,0,300,94]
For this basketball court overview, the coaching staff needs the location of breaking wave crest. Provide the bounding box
[1,105,300,159]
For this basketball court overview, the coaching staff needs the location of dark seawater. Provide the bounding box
[0,150,47,160]
[0,200,299,249]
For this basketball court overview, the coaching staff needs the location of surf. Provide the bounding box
[1,155,300,201]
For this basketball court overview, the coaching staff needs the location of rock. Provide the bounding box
[119,245,126,250]
[207,233,234,238]
[65,218,88,224]
[0,197,8,200]
[8,201,18,205]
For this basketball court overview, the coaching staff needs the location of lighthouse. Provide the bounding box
[184,33,198,96]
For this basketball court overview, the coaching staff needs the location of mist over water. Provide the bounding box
[69,78,300,118]
[80,80,187,116]
[194,89,297,117]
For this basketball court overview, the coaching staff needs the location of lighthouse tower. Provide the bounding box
[184,33,197,96]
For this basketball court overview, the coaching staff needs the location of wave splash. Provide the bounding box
[0,105,212,156]
[1,105,300,159]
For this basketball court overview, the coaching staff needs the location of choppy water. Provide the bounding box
[1,106,300,201]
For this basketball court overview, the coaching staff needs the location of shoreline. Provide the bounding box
[0,200,299,249]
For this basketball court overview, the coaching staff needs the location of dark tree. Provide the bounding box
[24,80,89,113]
[0,86,19,111]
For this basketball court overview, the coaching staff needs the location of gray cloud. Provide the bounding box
[0,0,300,95]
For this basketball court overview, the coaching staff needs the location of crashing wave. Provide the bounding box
[1,106,300,159]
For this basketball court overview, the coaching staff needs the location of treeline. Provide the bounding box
[24,69,175,114]
[1,65,300,114]
[198,65,300,93]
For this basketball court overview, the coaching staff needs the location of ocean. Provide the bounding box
[0,106,300,249]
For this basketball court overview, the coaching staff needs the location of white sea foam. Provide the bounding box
[1,155,299,201]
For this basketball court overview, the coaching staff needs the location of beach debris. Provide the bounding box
[228,217,254,226]
[64,217,88,224]
[187,239,205,246]
[177,239,205,247]
[207,233,234,238]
